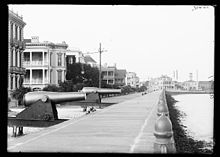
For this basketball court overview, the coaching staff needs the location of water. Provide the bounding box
[172,94,214,149]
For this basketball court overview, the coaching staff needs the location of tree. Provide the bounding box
[59,81,74,92]
[66,63,83,84]
[66,62,99,87]
[11,86,32,106]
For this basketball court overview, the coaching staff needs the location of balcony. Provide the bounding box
[10,66,26,75]
[103,75,115,80]
[23,61,49,66]
[32,79,43,84]
[10,38,25,50]
[24,79,49,84]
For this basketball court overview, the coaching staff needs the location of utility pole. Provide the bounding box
[99,43,102,88]
[85,43,107,88]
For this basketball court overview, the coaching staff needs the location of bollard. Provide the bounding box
[154,114,176,153]
[157,99,169,117]
[17,127,23,136]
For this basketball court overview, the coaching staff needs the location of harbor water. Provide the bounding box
[172,94,214,149]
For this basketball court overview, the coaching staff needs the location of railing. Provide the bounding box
[23,79,49,84]
[23,79,30,84]
[10,66,26,75]
[23,61,30,66]
[103,75,115,79]
[32,61,43,66]
[10,38,25,50]
[31,79,43,84]
[153,89,176,153]
[23,61,48,66]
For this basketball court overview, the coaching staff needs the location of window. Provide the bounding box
[15,25,18,40]
[10,49,13,66]
[10,76,13,90]
[15,76,17,89]
[58,54,62,66]
[10,23,13,41]
[15,50,17,67]
[19,53,22,67]
[19,28,22,41]
[58,70,62,84]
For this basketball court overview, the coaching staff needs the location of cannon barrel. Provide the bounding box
[81,87,121,94]
[23,91,86,106]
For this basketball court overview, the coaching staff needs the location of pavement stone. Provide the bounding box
[8,90,161,153]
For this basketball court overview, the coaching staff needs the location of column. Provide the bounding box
[17,26,20,41]
[42,52,44,66]
[13,48,16,66]
[8,75,11,90]
[30,69,32,85]
[17,51,20,67]
[62,70,64,82]
[13,23,15,39]
[17,75,20,88]
[30,52,32,65]
[46,70,49,83]
[13,74,16,90]
[62,53,65,66]
[42,69,45,84]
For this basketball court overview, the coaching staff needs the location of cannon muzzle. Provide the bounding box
[81,87,121,94]
[23,91,86,106]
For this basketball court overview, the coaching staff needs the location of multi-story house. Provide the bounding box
[115,69,127,86]
[182,80,199,91]
[101,64,126,86]
[198,81,212,91]
[148,75,175,91]
[8,10,26,95]
[66,49,85,65]
[102,66,116,85]
[84,55,98,68]
[157,75,175,90]
[23,36,68,90]
[125,72,140,88]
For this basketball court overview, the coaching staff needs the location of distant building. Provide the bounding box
[149,75,175,91]
[198,81,212,91]
[157,75,175,90]
[84,55,97,67]
[115,69,127,86]
[66,49,85,65]
[182,80,198,91]
[102,65,116,85]
[8,10,26,95]
[182,73,199,91]
[101,64,126,86]
[126,72,140,88]
[23,36,68,90]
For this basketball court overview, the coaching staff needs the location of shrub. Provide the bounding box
[11,87,32,106]
[42,84,61,92]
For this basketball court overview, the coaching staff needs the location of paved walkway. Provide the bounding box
[8,90,161,153]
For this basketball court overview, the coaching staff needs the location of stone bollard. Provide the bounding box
[157,99,169,117]
[154,114,176,153]
[17,127,24,136]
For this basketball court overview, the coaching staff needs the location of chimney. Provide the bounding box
[189,73,193,81]
[31,36,39,43]
[176,70,178,81]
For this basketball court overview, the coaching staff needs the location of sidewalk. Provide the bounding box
[8,90,161,153]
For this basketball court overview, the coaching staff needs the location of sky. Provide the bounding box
[8,5,214,82]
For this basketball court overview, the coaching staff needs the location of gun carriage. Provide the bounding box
[8,87,121,137]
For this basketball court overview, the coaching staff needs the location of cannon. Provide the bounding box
[79,87,121,109]
[8,91,86,137]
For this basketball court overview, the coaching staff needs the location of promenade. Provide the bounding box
[8,90,161,153]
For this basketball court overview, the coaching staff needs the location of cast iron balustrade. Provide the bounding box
[10,66,26,75]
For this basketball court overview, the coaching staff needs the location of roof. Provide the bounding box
[84,55,97,63]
